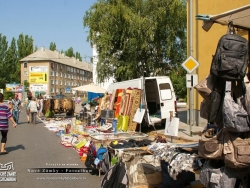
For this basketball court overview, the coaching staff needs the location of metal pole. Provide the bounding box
[189,0,193,136]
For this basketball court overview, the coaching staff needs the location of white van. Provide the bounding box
[107,76,177,127]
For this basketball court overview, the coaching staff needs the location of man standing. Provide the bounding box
[12,94,21,125]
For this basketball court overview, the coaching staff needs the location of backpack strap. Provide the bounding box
[227,21,236,34]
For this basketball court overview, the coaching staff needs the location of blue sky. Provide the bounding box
[0,0,97,62]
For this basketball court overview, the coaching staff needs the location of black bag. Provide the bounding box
[210,23,249,81]
[208,77,225,123]
[85,144,96,169]
[100,162,129,188]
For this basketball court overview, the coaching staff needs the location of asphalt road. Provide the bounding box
[0,110,102,188]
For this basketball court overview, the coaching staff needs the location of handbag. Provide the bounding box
[222,81,250,132]
[198,128,223,159]
[223,131,250,168]
[200,99,210,120]
[117,115,129,132]
[194,74,216,102]
[199,160,237,188]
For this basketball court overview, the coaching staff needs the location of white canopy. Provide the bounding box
[196,4,250,31]
[72,83,106,94]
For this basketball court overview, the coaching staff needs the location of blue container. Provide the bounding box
[112,119,117,132]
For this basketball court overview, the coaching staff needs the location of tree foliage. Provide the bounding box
[49,42,57,51]
[83,0,187,91]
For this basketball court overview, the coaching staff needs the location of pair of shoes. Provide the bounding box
[0,151,8,155]
[98,123,112,131]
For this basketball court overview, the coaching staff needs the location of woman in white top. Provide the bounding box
[38,96,43,117]
[28,97,39,125]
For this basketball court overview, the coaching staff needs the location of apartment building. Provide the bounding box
[20,47,93,98]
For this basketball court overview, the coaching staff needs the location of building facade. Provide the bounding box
[187,1,250,127]
[92,44,114,90]
[20,47,93,98]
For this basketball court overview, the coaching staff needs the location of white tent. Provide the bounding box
[72,83,106,94]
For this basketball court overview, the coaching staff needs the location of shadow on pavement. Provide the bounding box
[6,144,25,152]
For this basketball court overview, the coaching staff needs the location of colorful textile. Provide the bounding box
[0,104,11,130]
[127,89,141,131]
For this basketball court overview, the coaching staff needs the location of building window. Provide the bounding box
[64,73,67,78]
[71,67,73,72]
[56,72,58,76]
[65,81,67,86]
[55,80,58,84]
[51,80,54,84]
[56,88,59,93]
[60,64,63,70]
[51,71,54,76]
[74,75,76,79]
[24,62,27,68]
[71,82,73,86]
[67,74,70,79]
[50,88,54,93]
[60,72,62,77]
[24,71,28,76]
[71,75,73,79]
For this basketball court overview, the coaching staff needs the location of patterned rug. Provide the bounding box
[127,89,141,131]
[109,89,118,110]
[124,88,133,116]
[119,89,127,115]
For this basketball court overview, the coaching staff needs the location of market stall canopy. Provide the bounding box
[72,83,106,93]
[196,4,250,31]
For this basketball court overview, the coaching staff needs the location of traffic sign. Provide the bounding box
[182,56,200,73]
[186,74,198,88]
[66,86,71,92]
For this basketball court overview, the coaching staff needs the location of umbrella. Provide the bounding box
[72,83,106,93]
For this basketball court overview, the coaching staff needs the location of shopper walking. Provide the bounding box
[77,96,81,105]
[12,94,21,125]
[38,96,43,117]
[25,92,33,123]
[0,93,17,155]
[28,97,39,125]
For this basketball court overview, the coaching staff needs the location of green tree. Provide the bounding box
[0,34,8,88]
[169,67,186,100]
[65,47,75,58]
[49,42,57,51]
[83,0,187,85]
[75,52,82,61]
[5,38,18,83]
[16,34,34,82]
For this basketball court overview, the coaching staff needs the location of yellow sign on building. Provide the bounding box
[29,72,48,83]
